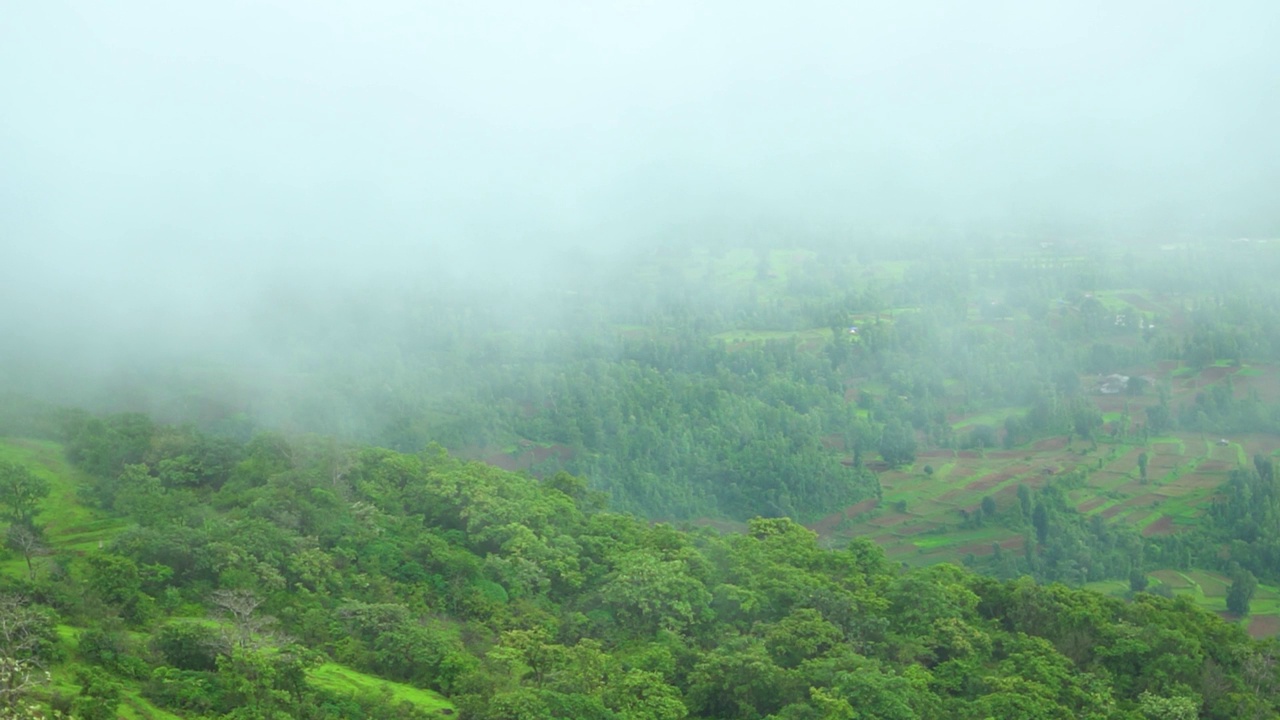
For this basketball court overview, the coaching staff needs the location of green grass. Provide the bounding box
[309,663,455,714]
[114,691,185,720]
[0,439,130,577]
[711,328,832,345]
[1082,579,1131,597]
[952,407,1027,430]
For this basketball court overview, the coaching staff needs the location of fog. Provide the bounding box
[2,1,1278,418]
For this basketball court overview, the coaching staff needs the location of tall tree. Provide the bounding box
[0,462,49,527]
[878,419,917,467]
[1227,569,1259,617]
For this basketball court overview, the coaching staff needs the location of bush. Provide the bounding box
[151,621,225,672]
[79,627,149,680]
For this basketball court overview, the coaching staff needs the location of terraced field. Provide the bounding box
[815,427,1259,554]
[1086,569,1280,639]
[803,353,1280,636]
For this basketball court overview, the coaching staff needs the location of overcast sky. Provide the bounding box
[2,1,1279,376]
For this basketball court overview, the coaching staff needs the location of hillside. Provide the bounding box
[4,417,1280,719]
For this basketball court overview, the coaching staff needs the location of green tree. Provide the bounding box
[1017,484,1032,521]
[1138,452,1149,483]
[1032,503,1050,545]
[0,462,49,527]
[152,622,224,672]
[686,636,791,719]
[71,668,122,720]
[600,550,711,635]
[878,419,917,467]
[981,496,997,518]
[602,669,687,720]
[1129,569,1149,594]
[1137,690,1199,720]
[1227,569,1258,617]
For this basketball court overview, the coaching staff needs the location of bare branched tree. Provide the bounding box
[4,526,47,582]
[210,589,288,649]
[0,595,52,717]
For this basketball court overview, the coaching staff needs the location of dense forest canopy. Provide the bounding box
[3,409,1280,719]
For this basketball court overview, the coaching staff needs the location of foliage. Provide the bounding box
[0,462,49,528]
[0,413,1274,719]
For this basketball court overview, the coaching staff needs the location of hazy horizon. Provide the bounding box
[3,1,1279,409]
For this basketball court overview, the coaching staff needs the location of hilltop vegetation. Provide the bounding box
[5,413,1280,719]
[10,238,1280,715]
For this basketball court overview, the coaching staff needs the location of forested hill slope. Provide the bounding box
[4,410,1280,719]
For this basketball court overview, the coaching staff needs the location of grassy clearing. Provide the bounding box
[0,440,185,718]
[0,439,129,576]
[951,407,1027,430]
[309,663,454,714]
[711,328,832,345]
[1083,579,1130,597]
[115,692,185,720]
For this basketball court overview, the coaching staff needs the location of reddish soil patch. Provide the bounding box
[917,449,956,458]
[964,474,1010,492]
[1078,497,1109,513]
[844,498,881,518]
[809,498,880,534]
[1178,474,1229,491]
[956,541,999,557]
[1142,515,1176,537]
[964,465,1032,492]
[480,453,525,472]
[1033,437,1068,452]
[1248,615,1280,639]
[1199,366,1235,382]
[1099,493,1165,520]
[480,444,575,473]
[955,534,1026,558]
[1234,433,1280,458]
[895,523,942,535]
[821,434,845,451]
[999,535,1026,551]
[1094,395,1138,414]
[1121,493,1165,508]
[1197,460,1231,473]
[992,483,1022,496]
[882,543,918,558]
[866,514,912,527]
